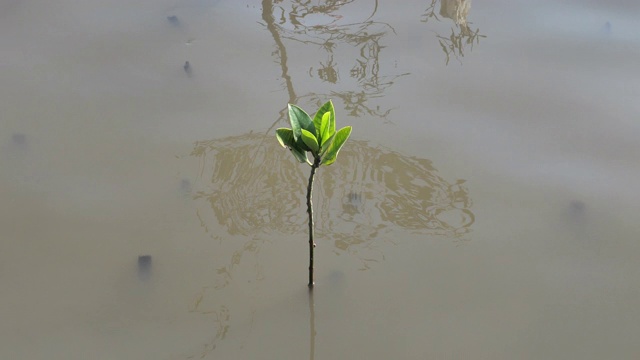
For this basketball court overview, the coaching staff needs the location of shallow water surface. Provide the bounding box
[1,0,640,359]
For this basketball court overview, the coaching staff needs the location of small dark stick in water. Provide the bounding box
[184,61,192,76]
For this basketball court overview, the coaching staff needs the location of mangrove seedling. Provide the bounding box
[275,100,352,288]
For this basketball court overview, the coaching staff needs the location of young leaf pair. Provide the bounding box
[276,100,352,166]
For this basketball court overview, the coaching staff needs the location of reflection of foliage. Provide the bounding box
[191,136,305,237]
[262,0,407,121]
[436,25,485,65]
[422,0,486,65]
[316,138,474,241]
[317,55,339,83]
[298,87,396,121]
[287,0,357,26]
[191,133,474,273]
[422,0,440,22]
[327,90,390,118]
[186,130,474,353]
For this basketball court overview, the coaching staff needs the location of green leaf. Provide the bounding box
[312,100,334,140]
[300,129,319,154]
[320,112,331,146]
[288,104,315,142]
[321,126,351,166]
[291,146,309,164]
[319,132,335,157]
[327,103,336,138]
[276,128,308,164]
[275,128,294,148]
[296,137,312,152]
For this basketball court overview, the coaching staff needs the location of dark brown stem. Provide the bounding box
[307,156,321,288]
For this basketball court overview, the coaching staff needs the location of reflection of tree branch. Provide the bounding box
[422,0,486,65]
[261,0,405,125]
[263,0,297,105]
[292,90,393,120]
[329,91,390,118]
[422,0,440,21]
[288,0,358,26]
[437,24,485,65]
[187,296,230,359]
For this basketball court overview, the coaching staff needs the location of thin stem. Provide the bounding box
[307,156,321,288]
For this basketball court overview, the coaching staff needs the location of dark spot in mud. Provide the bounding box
[567,200,587,226]
[167,15,179,26]
[138,255,152,281]
[9,133,28,154]
[569,200,585,215]
[181,178,192,196]
[348,192,362,205]
[343,192,363,215]
[328,270,345,284]
[184,61,192,76]
[11,133,26,146]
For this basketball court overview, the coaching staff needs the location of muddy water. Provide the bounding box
[2,0,639,359]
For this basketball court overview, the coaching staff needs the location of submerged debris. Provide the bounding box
[603,21,612,35]
[181,178,192,196]
[11,133,27,150]
[12,133,26,145]
[569,200,585,215]
[137,255,152,281]
[167,15,179,26]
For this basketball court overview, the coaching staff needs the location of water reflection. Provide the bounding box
[308,289,316,360]
[191,132,473,274]
[261,0,408,124]
[187,5,476,354]
[188,132,472,356]
[422,0,486,64]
